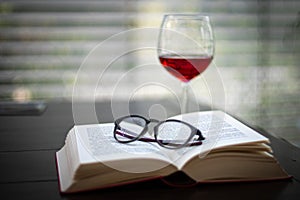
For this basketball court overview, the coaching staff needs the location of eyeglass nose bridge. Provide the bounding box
[144,118,160,136]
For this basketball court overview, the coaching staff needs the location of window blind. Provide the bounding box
[0,0,299,145]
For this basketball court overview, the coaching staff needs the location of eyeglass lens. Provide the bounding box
[156,121,193,148]
[115,116,147,142]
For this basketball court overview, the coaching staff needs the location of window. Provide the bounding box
[0,0,299,146]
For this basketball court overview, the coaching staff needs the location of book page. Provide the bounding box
[67,111,269,173]
[167,111,269,169]
[73,123,173,173]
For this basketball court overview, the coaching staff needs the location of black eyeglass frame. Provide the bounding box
[113,115,205,149]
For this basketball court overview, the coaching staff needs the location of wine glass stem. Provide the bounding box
[181,82,188,113]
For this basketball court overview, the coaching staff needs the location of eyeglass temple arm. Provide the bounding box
[115,129,157,142]
[115,129,202,147]
[115,125,204,146]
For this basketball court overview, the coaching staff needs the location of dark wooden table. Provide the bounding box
[0,101,300,200]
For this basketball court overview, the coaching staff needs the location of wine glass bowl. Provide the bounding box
[157,14,214,112]
[159,55,213,82]
[158,14,214,82]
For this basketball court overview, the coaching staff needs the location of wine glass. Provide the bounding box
[157,14,214,113]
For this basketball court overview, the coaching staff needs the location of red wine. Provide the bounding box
[159,55,213,82]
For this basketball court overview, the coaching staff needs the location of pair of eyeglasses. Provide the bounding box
[113,115,205,149]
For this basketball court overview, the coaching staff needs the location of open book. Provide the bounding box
[56,111,289,193]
